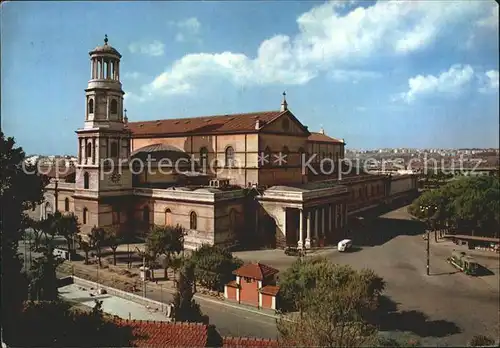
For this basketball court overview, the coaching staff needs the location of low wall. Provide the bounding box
[70,275,167,313]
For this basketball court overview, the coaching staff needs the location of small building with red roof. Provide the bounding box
[224,262,280,310]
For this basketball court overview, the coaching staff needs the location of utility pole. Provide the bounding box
[160,284,163,312]
[426,224,430,276]
[143,255,146,298]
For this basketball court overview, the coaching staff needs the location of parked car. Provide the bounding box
[338,239,353,252]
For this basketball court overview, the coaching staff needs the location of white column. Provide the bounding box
[335,205,339,229]
[305,211,311,248]
[314,209,319,241]
[298,209,303,249]
[282,208,287,237]
[116,61,120,80]
[328,204,333,232]
[100,58,104,78]
[321,207,325,238]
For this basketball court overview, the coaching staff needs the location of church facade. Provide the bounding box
[32,37,418,250]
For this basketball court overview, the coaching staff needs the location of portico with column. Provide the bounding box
[258,184,350,250]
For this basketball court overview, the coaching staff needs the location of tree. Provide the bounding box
[51,211,80,253]
[88,226,106,266]
[190,244,244,291]
[277,258,385,347]
[28,249,64,301]
[409,176,500,238]
[172,261,208,324]
[13,299,136,347]
[0,132,48,344]
[146,224,186,279]
[104,225,122,266]
[77,234,91,265]
[278,257,385,313]
[22,215,45,252]
[469,335,495,347]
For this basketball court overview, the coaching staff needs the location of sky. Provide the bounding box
[1,0,499,155]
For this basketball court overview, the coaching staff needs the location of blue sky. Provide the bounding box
[1,1,498,155]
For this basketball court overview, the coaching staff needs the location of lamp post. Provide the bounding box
[420,204,435,276]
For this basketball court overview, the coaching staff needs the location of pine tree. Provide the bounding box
[172,262,208,324]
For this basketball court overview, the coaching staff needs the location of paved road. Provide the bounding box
[235,206,500,345]
[22,206,499,344]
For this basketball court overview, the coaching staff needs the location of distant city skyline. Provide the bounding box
[1,1,498,155]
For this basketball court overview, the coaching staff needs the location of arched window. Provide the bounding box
[83,207,88,224]
[200,147,208,171]
[190,211,197,230]
[225,146,235,167]
[110,99,118,114]
[165,208,172,225]
[143,206,150,226]
[64,198,70,212]
[83,172,90,189]
[45,202,53,218]
[265,146,272,166]
[110,142,118,157]
[88,99,94,114]
[86,142,92,158]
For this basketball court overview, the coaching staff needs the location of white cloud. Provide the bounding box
[170,17,201,43]
[479,70,499,93]
[330,70,382,83]
[398,64,476,103]
[128,40,165,57]
[129,1,495,100]
[476,4,499,30]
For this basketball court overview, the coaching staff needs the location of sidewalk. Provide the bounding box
[57,260,281,320]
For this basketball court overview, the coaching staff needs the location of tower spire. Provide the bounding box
[280,91,288,112]
[104,34,108,45]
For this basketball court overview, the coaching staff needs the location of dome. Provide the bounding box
[131,143,190,163]
[89,35,122,58]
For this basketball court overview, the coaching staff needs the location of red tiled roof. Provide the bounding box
[223,337,279,348]
[114,319,279,348]
[226,280,239,288]
[126,110,286,137]
[308,132,344,144]
[116,319,211,347]
[259,285,280,296]
[233,263,279,281]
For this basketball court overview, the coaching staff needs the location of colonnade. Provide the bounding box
[283,203,347,249]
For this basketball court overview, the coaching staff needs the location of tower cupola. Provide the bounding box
[84,35,125,130]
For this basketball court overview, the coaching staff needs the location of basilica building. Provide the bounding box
[32,37,418,250]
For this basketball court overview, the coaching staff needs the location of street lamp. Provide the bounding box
[420,204,435,276]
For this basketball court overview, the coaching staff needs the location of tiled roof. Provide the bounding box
[226,280,239,288]
[38,166,76,178]
[116,319,212,347]
[233,263,279,280]
[126,111,286,137]
[259,285,280,296]
[308,132,344,144]
[223,337,279,348]
[114,319,279,348]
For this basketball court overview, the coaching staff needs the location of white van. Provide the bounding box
[338,239,353,252]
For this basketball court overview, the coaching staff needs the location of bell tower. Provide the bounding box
[85,34,125,130]
[74,35,133,231]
